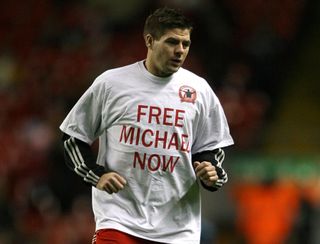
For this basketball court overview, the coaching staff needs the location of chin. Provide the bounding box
[169,66,180,73]
[160,65,180,76]
[166,70,178,76]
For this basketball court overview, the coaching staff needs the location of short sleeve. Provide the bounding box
[59,78,108,145]
[192,85,234,153]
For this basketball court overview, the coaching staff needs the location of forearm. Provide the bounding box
[62,133,106,187]
[192,148,228,191]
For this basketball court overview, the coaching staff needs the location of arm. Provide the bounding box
[192,148,228,192]
[62,133,126,193]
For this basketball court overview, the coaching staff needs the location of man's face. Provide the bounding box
[146,28,191,77]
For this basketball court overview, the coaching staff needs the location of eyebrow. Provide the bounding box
[165,37,191,45]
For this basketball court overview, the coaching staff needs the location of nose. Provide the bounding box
[175,43,184,56]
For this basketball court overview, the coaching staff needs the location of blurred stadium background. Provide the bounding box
[0,0,319,243]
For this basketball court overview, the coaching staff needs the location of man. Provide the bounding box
[60,7,234,244]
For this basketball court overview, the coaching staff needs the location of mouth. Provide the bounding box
[170,59,182,66]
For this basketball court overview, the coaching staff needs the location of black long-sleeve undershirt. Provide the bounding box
[192,148,228,191]
[62,133,106,187]
[62,133,228,191]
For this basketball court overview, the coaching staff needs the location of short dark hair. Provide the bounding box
[143,7,193,40]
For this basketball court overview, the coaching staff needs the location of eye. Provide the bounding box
[166,38,179,45]
[182,41,191,48]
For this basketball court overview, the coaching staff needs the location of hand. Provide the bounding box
[193,161,218,187]
[96,172,127,194]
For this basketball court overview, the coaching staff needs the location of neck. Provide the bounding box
[144,55,155,75]
[144,58,172,78]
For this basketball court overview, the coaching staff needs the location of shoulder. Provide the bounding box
[178,67,215,94]
[96,62,139,82]
[177,68,222,109]
[90,62,140,91]
[178,67,204,81]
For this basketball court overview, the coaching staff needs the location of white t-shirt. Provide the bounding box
[60,61,234,244]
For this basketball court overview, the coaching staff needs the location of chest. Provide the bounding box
[106,85,200,131]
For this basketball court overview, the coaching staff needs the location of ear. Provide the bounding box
[144,34,154,49]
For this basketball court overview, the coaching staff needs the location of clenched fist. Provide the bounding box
[193,161,218,187]
[96,172,127,194]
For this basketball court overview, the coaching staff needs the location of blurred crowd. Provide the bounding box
[0,0,318,243]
